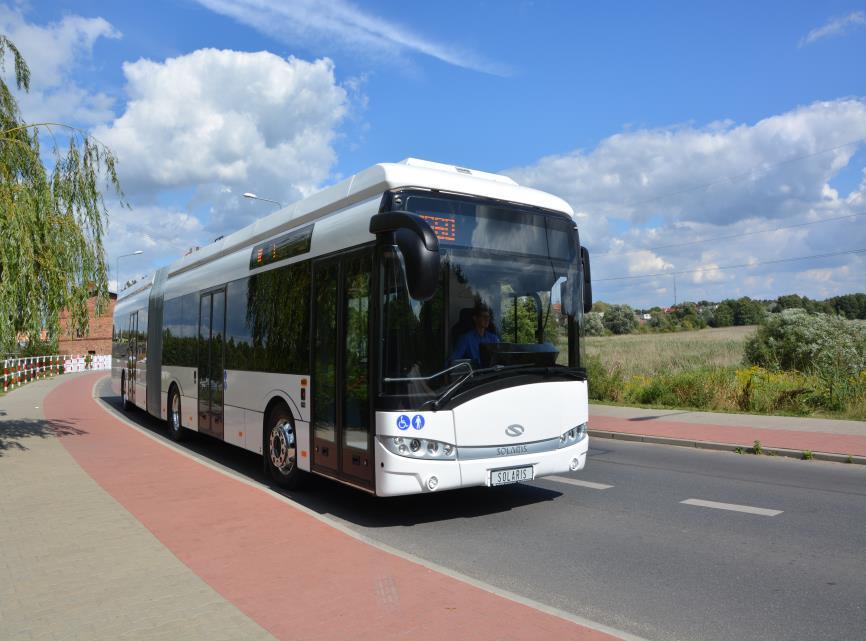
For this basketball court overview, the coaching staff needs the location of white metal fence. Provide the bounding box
[1,354,112,393]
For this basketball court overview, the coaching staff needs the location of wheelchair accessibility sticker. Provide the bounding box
[396,414,426,431]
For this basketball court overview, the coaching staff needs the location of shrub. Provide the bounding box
[745,309,866,374]
[603,304,636,335]
[586,355,625,401]
[584,312,606,336]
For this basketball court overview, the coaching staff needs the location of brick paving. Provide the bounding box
[589,405,866,457]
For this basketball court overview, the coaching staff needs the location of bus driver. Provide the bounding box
[450,303,500,367]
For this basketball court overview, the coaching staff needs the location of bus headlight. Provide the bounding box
[558,423,587,448]
[384,436,457,460]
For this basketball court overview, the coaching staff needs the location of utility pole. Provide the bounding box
[673,273,677,307]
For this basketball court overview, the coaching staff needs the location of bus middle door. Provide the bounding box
[126,311,137,405]
[197,290,226,439]
[311,250,373,488]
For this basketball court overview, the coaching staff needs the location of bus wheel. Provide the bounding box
[167,385,186,442]
[121,372,131,411]
[266,404,302,490]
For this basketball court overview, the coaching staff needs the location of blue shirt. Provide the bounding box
[450,330,500,366]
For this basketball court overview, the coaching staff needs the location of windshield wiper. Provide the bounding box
[426,364,525,411]
[383,361,472,384]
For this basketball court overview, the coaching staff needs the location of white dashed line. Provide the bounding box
[681,498,783,517]
[545,476,614,490]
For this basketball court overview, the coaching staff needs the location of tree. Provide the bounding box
[603,304,636,335]
[590,300,610,314]
[501,296,538,343]
[1,36,124,352]
[733,297,766,326]
[711,300,735,327]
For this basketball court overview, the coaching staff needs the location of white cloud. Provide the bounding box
[506,100,866,306]
[0,5,120,124]
[626,250,672,275]
[800,11,866,47]
[93,48,350,236]
[194,0,508,76]
[691,264,725,284]
[105,203,206,290]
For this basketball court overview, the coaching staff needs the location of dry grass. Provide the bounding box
[585,326,756,378]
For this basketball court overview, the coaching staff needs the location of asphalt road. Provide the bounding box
[98,380,866,641]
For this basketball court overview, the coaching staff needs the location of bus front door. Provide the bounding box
[197,290,226,439]
[126,312,138,405]
[312,250,373,488]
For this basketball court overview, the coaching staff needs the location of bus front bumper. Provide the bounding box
[374,436,589,497]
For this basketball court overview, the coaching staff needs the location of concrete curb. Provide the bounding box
[589,430,866,466]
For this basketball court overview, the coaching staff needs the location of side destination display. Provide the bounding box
[250,225,313,269]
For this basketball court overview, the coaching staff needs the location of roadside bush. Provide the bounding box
[584,312,605,337]
[735,366,815,415]
[624,367,737,410]
[586,355,625,402]
[744,309,866,410]
[745,309,866,372]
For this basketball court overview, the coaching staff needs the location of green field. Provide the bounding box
[586,326,755,377]
[584,326,865,420]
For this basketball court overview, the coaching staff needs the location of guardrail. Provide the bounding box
[1,354,112,393]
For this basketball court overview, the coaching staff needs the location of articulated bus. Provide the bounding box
[112,158,593,496]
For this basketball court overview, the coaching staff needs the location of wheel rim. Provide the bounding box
[170,393,180,432]
[269,419,296,475]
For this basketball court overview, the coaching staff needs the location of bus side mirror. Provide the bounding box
[370,211,441,301]
[581,246,592,314]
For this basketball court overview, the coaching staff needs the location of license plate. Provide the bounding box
[490,465,534,486]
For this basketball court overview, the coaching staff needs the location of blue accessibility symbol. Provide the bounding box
[396,415,411,431]
[412,415,426,430]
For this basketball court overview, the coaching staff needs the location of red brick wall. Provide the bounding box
[58,295,117,356]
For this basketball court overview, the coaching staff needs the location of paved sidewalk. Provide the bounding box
[0,375,273,641]
[1,372,628,641]
[589,403,866,462]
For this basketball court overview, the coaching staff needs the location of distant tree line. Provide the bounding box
[773,293,866,320]
[585,293,866,336]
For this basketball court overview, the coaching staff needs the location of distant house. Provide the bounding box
[57,292,117,356]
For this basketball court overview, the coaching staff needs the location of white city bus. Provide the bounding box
[112,158,593,496]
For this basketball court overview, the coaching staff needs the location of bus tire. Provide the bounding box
[121,371,131,411]
[265,403,303,490]
[167,385,186,442]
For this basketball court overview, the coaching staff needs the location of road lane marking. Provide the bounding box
[681,498,783,516]
[545,476,614,490]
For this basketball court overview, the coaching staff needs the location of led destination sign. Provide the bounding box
[249,225,313,269]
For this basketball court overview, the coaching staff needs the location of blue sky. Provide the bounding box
[4,1,866,306]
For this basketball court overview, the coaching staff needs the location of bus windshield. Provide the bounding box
[380,192,584,409]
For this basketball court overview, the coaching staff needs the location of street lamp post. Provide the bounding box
[117,250,144,293]
[243,192,283,207]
